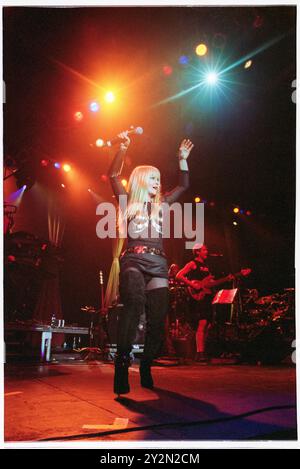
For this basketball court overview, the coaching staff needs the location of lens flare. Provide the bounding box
[205,72,218,85]
[105,91,115,103]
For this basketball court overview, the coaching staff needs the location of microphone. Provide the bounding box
[98,126,143,148]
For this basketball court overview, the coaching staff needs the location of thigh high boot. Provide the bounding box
[114,268,146,395]
[140,287,169,389]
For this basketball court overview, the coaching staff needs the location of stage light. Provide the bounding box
[40,159,49,167]
[209,201,215,207]
[246,210,252,216]
[95,139,105,148]
[163,65,173,76]
[101,174,108,182]
[233,221,238,226]
[253,15,264,29]
[105,91,115,103]
[61,184,66,188]
[194,196,201,203]
[121,179,127,187]
[7,186,27,206]
[244,60,252,69]
[240,209,244,215]
[233,207,240,214]
[74,111,83,121]
[205,72,218,85]
[179,55,189,65]
[195,43,208,57]
[89,101,100,112]
[54,162,61,169]
[63,164,71,173]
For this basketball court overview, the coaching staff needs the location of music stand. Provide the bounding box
[212,288,239,324]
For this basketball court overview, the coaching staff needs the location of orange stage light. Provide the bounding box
[194,197,201,203]
[105,91,115,103]
[74,111,83,122]
[63,164,72,173]
[121,179,127,187]
[233,207,240,214]
[195,43,208,56]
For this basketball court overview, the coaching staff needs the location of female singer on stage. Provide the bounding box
[108,131,194,395]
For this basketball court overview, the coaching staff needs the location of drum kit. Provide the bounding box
[167,279,295,363]
[244,288,294,325]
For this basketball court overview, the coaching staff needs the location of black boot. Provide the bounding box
[140,359,154,389]
[114,354,131,395]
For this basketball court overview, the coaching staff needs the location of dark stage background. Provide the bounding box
[3,6,296,324]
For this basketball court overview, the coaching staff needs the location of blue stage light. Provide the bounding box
[89,101,100,112]
[179,55,189,65]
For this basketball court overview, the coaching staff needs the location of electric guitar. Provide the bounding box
[187,268,251,301]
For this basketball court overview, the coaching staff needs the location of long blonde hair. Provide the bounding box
[119,165,162,231]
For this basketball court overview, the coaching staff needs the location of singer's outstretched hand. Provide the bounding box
[178,139,194,160]
[118,131,131,150]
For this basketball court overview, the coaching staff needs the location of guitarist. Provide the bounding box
[176,243,220,363]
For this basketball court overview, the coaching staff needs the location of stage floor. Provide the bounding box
[4,360,297,442]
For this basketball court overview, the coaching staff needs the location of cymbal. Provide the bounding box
[255,295,274,305]
[80,306,98,313]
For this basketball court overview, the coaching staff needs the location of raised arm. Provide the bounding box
[108,132,130,198]
[164,139,194,204]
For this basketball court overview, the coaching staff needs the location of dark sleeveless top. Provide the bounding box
[108,148,189,279]
[187,260,211,282]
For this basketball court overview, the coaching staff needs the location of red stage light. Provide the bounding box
[101,174,108,182]
[40,159,49,167]
[163,65,173,76]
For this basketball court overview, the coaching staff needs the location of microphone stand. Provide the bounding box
[77,271,107,361]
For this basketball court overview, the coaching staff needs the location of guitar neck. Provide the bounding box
[210,276,231,288]
[210,271,244,288]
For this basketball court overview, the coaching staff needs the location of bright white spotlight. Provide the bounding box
[205,72,218,85]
